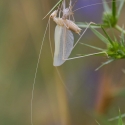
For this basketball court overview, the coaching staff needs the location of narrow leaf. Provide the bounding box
[76,22,101,28]
[118,109,123,125]
[95,59,114,71]
[80,43,104,51]
[103,0,111,12]
[101,26,113,45]
[43,0,63,20]
[91,27,110,44]
[117,0,125,17]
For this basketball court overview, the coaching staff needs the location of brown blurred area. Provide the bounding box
[0,0,125,125]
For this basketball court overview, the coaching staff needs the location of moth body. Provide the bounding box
[50,11,81,34]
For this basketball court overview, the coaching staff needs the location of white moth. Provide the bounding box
[50,0,81,66]
[54,25,74,66]
[31,1,117,124]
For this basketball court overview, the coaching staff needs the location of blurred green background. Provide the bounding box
[0,0,125,125]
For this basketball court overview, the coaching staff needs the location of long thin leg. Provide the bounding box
[68,0,73,21]
[58,4,61,18]
[69,0,72,11]
[62,22,107,61]
[71,14,75,22]
[64,51,106,61]
[31,19,50,125]
[72,0,78,8]
[73,22,95,49]
[58,1,64,18]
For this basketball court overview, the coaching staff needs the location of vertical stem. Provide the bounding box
[112,0,116,20]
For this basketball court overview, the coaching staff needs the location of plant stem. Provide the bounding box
[115,25,125,34]
[112,0,116,20]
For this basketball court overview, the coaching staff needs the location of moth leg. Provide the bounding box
[63,22,99,61]
[73,22,96,49]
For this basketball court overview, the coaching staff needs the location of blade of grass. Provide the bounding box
[118,109,123,125]
[95,59,114,71]
[76,22,102,28]
[43,0,63,20]
[101,26,114,45]
[117,0,125,17]
[103,0,111,12]
[80,43,104,51]
[91,27,110,44]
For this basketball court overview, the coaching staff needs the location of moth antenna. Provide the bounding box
[72,0,78,8]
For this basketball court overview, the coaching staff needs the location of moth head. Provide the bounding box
[50,10,58,19]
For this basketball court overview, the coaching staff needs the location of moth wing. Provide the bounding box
[53,25,74,66]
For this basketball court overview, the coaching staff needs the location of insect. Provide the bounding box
[31,0,123,125]
[49,0,123,66]
[49,0,97,66]
[50,0,82,66]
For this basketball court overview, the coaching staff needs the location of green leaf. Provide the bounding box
[80,43,104,51]
[103,0,111,12]
[42,0,63,20]
[118,109,123,125]
[95,59,114,71]
[117,0,125,17]
[76,22,102,28]
[101,26,113,45]
[91,27,110,44]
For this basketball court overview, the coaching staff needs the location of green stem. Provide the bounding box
[112,0,116,20]
[115,25,125,34]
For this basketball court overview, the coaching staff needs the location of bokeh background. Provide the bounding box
[0,0,125,125]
